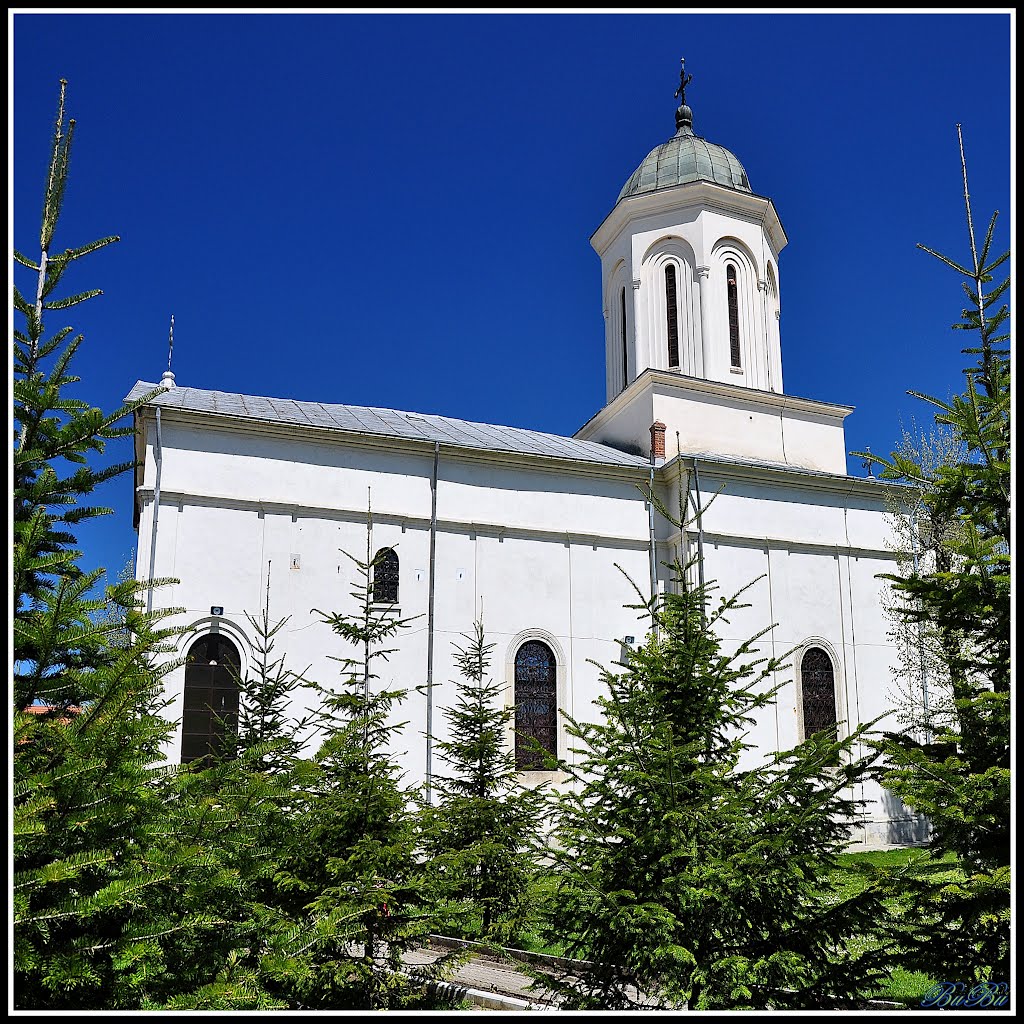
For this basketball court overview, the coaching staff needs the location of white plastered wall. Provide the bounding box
[136,410,914,847]
[653,461,921,847]
[135,413,653,785]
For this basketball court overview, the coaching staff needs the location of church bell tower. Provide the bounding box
[593,59,787,402]
[578,60,852,476]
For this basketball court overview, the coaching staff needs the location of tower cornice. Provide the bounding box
[591,180,787,261]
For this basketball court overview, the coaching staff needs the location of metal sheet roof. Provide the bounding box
[125,381,650,470]
[618,131,751,202]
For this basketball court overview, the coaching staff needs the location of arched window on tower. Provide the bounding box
[182,633,241,765]
[800,647,837,740]
[372,547,400,604]
[726,262,741,368]
[665,264,680,369]
[514,639,557,769]
[620,286,628,389]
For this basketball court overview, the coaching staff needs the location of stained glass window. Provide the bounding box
[800,647,837,739]
[372,547,399,604]
[514,639,556,769]
[182,633,240,765]
[665,264,680,369]
[727,263,741,368]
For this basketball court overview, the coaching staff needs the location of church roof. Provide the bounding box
[125,381,651,470]
[617,131,751,201]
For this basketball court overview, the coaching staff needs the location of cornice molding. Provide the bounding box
[660,452,897,501]
[133,486,652,550]
[657,527,901,560]
[576,367,853,440]
[591,180,787,260]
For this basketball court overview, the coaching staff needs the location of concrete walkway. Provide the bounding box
[403,938,662,1010]
[403,942,561,1010]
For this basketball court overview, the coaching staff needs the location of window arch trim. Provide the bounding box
[795,638,845,742]
[640,237,698,375]
[181,631,242,765]
[505,629,567,776]
[175,615,251,681]
[710,237,762,383]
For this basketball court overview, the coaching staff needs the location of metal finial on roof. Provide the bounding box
[861,446,875,478]
[674,57,694,135]
[161,314,176,388]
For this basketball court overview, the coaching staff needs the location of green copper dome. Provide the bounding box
[617,127,751,201]
[617,61,751,201]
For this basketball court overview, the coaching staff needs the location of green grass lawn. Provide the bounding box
[503,846,963,1007]
[833,846,962,1006]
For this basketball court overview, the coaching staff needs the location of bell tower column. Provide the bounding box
[696,264,711,379]
[631,276,644,382]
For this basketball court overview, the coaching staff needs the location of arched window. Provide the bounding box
[620,286,628,389]
[182,633,241,765]
[800,647,837,740]
[514,639,557,769]
[372,547,399,604]
[665,264,680,369]
[726,262,741,368]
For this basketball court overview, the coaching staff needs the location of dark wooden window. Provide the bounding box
[665,264,680,368]
[727,263,741,368]
[800,647,837,740]
[372,547,399,604]
[620,286,628,389]
[514,640,556,769]
[182,633,241,765]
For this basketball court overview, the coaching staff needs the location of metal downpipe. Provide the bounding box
[691,456,706,598]
[425,441,439,805]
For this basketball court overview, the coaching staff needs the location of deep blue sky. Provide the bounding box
[12,12,1013,587]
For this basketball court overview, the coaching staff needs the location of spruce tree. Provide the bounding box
[14,79,136,703]
[155,573,326,1009]
[543,553,892,1010]
[856,127,1010,982]
[423,619,543,943]
[266,526,449,1008]
[13,81,253,1009]
[231,563,318,773]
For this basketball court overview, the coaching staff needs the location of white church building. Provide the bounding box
[130,65,919,847]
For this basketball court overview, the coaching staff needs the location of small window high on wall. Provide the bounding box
[727,263,741,368]
[372,547,399,604]
[665,264,680,369]
[514,639,557,769]
[182,633,241,765]
[800,647,837,740]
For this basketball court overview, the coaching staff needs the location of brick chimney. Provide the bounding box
[649,421,666,459]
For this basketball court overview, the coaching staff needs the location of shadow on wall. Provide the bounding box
[882,787,930,846]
